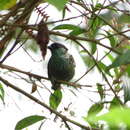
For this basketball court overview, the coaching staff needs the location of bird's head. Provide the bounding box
[48,43,68,55]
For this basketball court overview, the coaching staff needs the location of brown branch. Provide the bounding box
[0,76,99,130]
[0,64,81,88]
[0,0,41,54]
[49,31,121,54]
[0,29,24,63]
[0,64,48,80]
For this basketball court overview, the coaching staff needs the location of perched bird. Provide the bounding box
[48,43,75,90]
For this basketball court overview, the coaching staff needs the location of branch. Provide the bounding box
[0,63,48,80]
[0,64,82,89]
[73,40,123,106]
[0,76,99,130]
[49,31,121,54]
[0,29,24,63]
[0,0,41,53]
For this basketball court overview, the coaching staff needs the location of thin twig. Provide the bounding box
[49,31,121,54]
[0,29,24,63]
[0,63,81,88]
[73,40,123,105]
[62,119,72,130]
[0,76,99,130]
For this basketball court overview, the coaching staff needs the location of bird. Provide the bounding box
[47,43,75,90]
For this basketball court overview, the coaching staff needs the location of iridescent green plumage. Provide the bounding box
[48,43,75,90]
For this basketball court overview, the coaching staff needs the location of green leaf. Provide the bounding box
[49,89,62,110]
[88,17,103,38]
[126,65,130,77]
[87,103,103,117]
[82,55,94,67]
[95,107,130,128]
[53,24,86,36]
[118,14,130,24]
[0,83,4,103]
[97,83,104,100]
[105,52,115,62]
[15,115,45,130]
[0,0,16,10]
[69,28,86,36]
[98,61,112,77]
[0,47,6,58]
[45,0,68,10]
[106,31,117,47]
[95,3,103,10]
[53,24,74,30]
[62,8,66,19]
[123,84,130,103]
[84,103,103,127]
[90,42,97,54]
[107,50,130,70]
[109,97,122,110]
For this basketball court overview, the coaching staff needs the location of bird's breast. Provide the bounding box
[48,55,75,81]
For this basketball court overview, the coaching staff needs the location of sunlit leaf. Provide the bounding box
[109,97,122,110]
[45,0,68,10]
[95,107,130,128]
[15,115,45,130]
[0,0,16,10]
[49,89,62,110]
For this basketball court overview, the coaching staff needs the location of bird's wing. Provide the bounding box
[64,53,76,67]
[69,54,76,67]
[48,61,54,83]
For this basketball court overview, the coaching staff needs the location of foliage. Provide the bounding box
[0,0,16,10]
[84,103,104,128]
[49,89,62,110]
[107,50,130,70]
[15,115,45,130]
[45,0,69,10]
[0,0,130,130]
[95,107,130,129]
[0,83,5,104]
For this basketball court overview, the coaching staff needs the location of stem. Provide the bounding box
[0,76,99,130]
